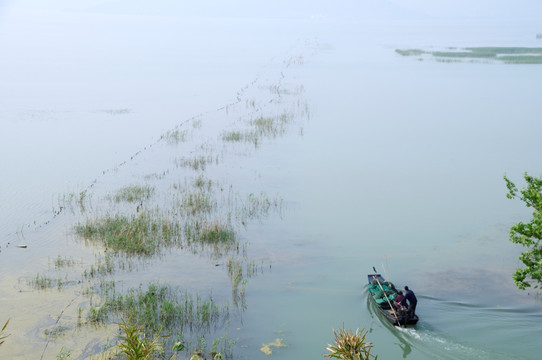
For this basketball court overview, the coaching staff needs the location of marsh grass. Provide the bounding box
[75,211,180,257]
[396,46,542,64]
[113,185,155,203]
[221,113,293,147]
[87,283,226,331]
[163,129,188,145]
[52,255,76,269]
[194,175,213,191]
[221,131,243,142]
[28,273,64,291]
[242,192,283,220]
[56,347,72,360]
[176,155,216,171]
[178,189,215,216]
[86,282,230,358]
[57,189,93,214]
[0,319,9,347]
[82,254,115,279]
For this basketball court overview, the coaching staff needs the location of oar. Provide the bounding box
[370,267,401,326]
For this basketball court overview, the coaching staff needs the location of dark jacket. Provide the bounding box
[403,290,417,305]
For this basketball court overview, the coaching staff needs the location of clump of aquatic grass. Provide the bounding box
[82,254,115,279]
[226,258,246,308]
[75,211,180,257]
[113,185,155,203]
[180,219,239,260]
[87,283,227,334]
[176,155,216,171]
[56,347,72,360]
[85,283,230,358]
[194,175,212,191]
[57,189,93,213]
[28,273,64,291]
[220,113,294,147]
[163,128,188,145]
[250,113,292,138]
[0,319,9,347]
[326,325,377,360]
[116,315,183,360]
[200,222,235,244]
[221,131,244,142]
[242,192,283,220]
[178,189,215,216]
[52,255,76,269]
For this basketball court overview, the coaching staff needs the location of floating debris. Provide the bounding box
[260,338,288,355]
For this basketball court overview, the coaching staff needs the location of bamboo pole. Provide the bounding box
[370,274,401,325]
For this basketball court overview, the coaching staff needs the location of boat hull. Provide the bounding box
[367,273,419,327]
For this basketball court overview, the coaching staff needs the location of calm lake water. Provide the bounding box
[1,2,542,359]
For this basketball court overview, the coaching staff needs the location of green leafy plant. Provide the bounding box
[325,325,377,360]
[504,173,542,289]
[0,319,9,347]
[56,347,72,360]
[117,315,183,360]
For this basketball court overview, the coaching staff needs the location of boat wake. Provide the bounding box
[392,319,514,360]
[366,293,518,359]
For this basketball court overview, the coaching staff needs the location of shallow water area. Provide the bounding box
[2,1,542,360]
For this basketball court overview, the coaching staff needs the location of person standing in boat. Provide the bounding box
[402,286,417,319]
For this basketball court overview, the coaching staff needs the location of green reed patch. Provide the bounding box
[200,222,235,244]
[86,282,230,355]
[221,131,244,142]
[221,113,293,147]
[396,46,542,64]
[163,128,188,145]
[194,175,213,191]
[113,185,155,203]
[28,273,64,291]
[176,155,216,171]
[82,254,115,279]
[52,255,76,269]
[178,189,215,216]
[75,211,180,257]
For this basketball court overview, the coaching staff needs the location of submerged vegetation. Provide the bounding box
[28,273,64,291]
[396,47,542,64]
[75,211,179,257]
[3,45,314,360]
[112,185,155,203]
[86,282,232,358]
[221,112,294,147]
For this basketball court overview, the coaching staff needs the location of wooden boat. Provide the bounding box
[367,272,419,326]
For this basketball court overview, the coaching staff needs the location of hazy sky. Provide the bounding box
[2,0,542,22]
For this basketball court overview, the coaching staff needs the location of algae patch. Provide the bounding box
[260,338,288,355]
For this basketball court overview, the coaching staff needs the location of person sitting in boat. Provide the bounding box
[394,291,405,309]
[402,286,417,319]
